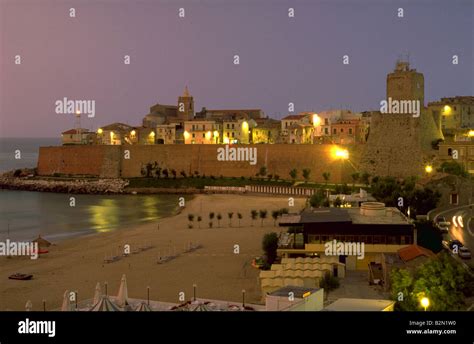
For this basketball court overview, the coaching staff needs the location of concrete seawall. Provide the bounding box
[37,144,365,183]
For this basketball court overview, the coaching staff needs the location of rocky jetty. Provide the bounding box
[0,176,129,194]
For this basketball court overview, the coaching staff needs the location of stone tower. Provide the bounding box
[177,86,194,121]
[387,60,424,106]
[359,60,442,178]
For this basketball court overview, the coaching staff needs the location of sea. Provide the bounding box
[0,138,184,242]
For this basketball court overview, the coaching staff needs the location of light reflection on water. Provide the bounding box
[0,190,188,241]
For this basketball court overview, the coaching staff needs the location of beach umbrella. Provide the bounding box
[89,296,121,312]
[61,290,73,311]
[25,300,33,311]
[135,302,152,312]
[116,274,129,307]
[93,282,102,305]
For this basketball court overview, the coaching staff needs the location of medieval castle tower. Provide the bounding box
[177,86,194,121]
[359,60,443,178]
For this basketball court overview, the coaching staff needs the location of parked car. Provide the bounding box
[459,246,472,259]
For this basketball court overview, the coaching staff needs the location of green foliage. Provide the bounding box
[309,189,326,208]
[271,210,280,226]
[250,210,258,226]
[209,212,215,220]
[289,169,298,181]
[259,209,268,226]
[259,166,267,177]
[322,172,330,184]
[370,176,439,217]
[302,168,311,182]
[415,220,443,253]
[334,183,351,195]
[437,161,468,177]
[187,214,194,222]
[361,172,370,186]
[262,232,279,265]
[390,253,468,311]
[216,213,222,227]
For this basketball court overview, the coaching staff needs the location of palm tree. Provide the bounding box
[289,169,297,182]
[271,210,280,226]
[322,172,330,185]
[197,216,202,228]
[216,213,222,227]
[250,210,258,227]
[187,214,194,229]
[171,169,177,179]
[259,209,268,227]
[302,168,311,182]
[228,212,234,227]
[209,212,215,222]
[237,213,242,227]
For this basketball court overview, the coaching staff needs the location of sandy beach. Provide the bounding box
[0,194,306,311]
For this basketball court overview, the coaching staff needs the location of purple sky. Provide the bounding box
[1,0,472,137]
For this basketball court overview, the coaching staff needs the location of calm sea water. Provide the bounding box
[0,137,60,173]
[0,138,184,241]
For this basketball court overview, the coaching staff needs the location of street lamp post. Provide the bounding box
[420,297,430,311]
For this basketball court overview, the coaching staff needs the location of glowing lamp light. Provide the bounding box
[312,114,321,126]
[468,130,474,137]
[130,130,136,136]
[420,297,430,311]
[425,165,433,173]
[213,130,219,137]
[443,105,452,114]
[184,131,190,140]
[149,131,155,137]
[242,121,249,131]
[205,131,212,140]
[334,148,349,160]
[97,128,103,134]
[223,137,230,144]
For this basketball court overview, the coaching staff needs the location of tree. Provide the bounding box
[259,166,267,179]
[302,168,311,182]
[216,213,222,227]
[180,170,187,178]
[333,197,343,207]
[322,172,330,185]
[262,232,279,265]
[155,167,162,178]
[228,212,234,226]
[351,172,360,191]
[250,210,258,226]
[171,169,177,179]
[320,271,340,292]
[415,220,443,253]
[209,212,215,221]
[187,214,194,229]
[259,209,268,226]
[309,190,325,208]
[289,169,297,182]
[162,168,169,178]
[237,213,242,227]
[274,174,280,181]
[391,253,469,311]
[361,172,370,187]
[437,161,468,177]
[197,216,202,228]
[271,210,280,226]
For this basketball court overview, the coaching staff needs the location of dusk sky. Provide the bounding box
[1,0,472,137]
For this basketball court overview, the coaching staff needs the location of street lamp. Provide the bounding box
[425,165,433,173]
[420,297,430,311]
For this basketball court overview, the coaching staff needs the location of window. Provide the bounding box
[232,132,235,137]
[324,128,329,135]
[349,128,353,135]
[192,133,195,138]
[450,193,458,205]
[340,128,344,133]
[192,125,195,131]
[232,124,235,129]
[227,124,230,129]
[387,236,397,245]
[202,133,205,138]
[324,119,329,125]
[333,128,337,134]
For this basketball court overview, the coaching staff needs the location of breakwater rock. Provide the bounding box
[0,177,129,194]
